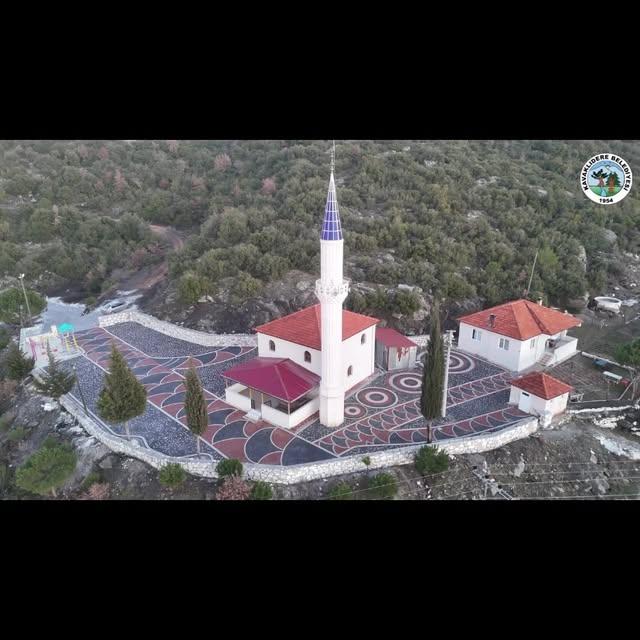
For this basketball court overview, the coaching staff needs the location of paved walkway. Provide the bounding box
[67,324,530,466]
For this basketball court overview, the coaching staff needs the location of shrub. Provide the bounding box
[328,481,353,500]
[216,476,251,500]
[158,463,186,487]
[15,442,77,497]
[7,426,28,442]
[79,483,110,500]
[80,471,102,491]
[0,379,18,412]
[362,456,371,467]
[414,445,449,476]
[0,463,8,492]
[5,343,35,381]
[0,327,9,350]
[0,414,12,433]
[250,481,273,500]
[216,458,243,478]
[368,473,398,499]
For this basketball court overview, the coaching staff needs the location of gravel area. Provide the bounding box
[106,322,216,357]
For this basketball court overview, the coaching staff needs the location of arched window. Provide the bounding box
[304,350,311,363]
[347,365,353,377]
[361,333,366,345]
[269,340,275,352]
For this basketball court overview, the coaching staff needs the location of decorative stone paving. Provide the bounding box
[67,322,530,467]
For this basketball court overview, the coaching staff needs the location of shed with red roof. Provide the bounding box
[509,371,574,418]
[375,327,418,371]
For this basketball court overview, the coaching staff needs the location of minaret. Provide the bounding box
[316,141,349,427]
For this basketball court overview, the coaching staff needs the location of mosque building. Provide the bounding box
[222,145,388,429]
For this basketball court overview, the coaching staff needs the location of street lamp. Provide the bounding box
[18,273,32,326]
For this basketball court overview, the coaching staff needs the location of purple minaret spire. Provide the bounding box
[321,141,343,241]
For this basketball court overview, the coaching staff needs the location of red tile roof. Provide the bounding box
[457,299,581,340]
[375,327,418,349]
[511,372,573,400]
[222,357,320,403]
[255,304,379,350]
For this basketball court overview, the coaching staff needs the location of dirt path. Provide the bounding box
[105,225,184,295]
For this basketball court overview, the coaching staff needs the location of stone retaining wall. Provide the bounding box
[59,391,539,485]
[99,310,257,347]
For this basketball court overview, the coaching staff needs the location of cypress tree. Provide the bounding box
[184,363,208,454]
[97,343,147,437]
[34,343,75,399]
[5,342,35,381]
[420,302,444,438]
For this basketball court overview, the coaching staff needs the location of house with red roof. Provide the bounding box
[457,299,582,372]
[509,371,574,419]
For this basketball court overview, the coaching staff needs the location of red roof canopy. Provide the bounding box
[375,327,417,348]
[255,304,379,350]
[457,299,581,341]
[222,357,320,403]
[511,372,573,400]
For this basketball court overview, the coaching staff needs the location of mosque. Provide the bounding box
[222,145,416,430]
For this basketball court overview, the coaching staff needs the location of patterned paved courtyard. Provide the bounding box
[65,322,530,466]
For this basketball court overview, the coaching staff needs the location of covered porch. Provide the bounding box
[223,357,320,429]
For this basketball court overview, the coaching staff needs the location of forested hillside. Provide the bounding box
[1,140,638,326]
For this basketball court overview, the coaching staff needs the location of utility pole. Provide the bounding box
[18,273,32,326]
[525,250,539,298]
[441,330,455,418]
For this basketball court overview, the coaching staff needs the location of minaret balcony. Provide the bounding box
[315,279,350,300]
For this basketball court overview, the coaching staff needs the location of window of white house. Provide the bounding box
[361,333,366,345]
[269,340,275,351]
[304,351,311,363]
[530,338,536,350]
[472,329,481,341]
[499,337,510,350]
[347,365,353,376]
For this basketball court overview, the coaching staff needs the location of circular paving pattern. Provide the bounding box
[355,387,398,409]
[344,403,367,419]
[388,372,423,394]
[448,352,475,373]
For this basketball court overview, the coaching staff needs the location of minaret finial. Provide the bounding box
[330,140,335,175]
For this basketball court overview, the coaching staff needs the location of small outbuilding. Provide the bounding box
[375,328,418,371]
[509,371,573,419]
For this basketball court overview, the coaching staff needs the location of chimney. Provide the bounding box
[537,298,543,306]
[488,313,496,328]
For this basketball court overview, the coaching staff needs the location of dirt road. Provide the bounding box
[106,225,184,295]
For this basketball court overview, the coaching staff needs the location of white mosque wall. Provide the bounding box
[262,397,320,429]
[257,333,322,375]
[341,325,377,389]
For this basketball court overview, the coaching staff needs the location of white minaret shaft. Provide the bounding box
[316,146,349,427]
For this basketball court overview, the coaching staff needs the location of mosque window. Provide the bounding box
[361,333,366,345]
[269,340,275,351]
[347,365,353,376]
[304,351,311,363]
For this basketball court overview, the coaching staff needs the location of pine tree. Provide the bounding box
[34,343,75,399]
[184,362,208,454]
[97,343,147,437]
[5,342,35,381]
[15,442,77,497]
[420,302,444,440]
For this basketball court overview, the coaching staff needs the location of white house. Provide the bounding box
[457,299,582,372]
[509,371,573,421]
